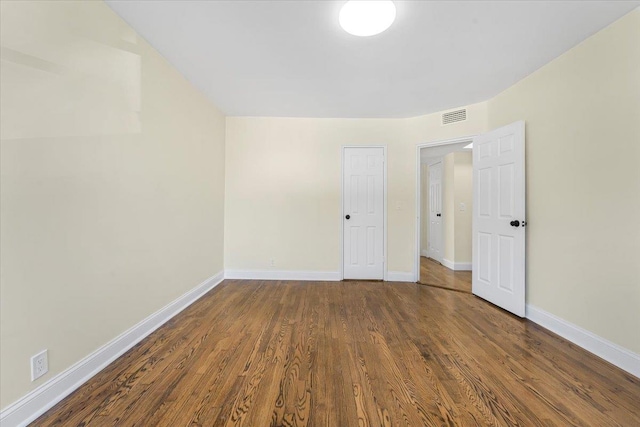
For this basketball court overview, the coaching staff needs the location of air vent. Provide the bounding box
[441,108,467,126]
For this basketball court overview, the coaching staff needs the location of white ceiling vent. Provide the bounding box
[442,108,467,126]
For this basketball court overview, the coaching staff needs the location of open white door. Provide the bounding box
[343,147,385,280]
[472,121,526,317]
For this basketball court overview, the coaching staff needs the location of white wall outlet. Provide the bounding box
[31,349,48,381]
[269,258,275,268]
[459,202,466,211]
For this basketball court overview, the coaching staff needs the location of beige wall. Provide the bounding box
[453,152,473,264]
[0,1,226,408]
[487,9,640,353]
[225,103,488,274]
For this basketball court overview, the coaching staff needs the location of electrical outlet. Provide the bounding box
[269,258,276,268]
[31,349,48,381]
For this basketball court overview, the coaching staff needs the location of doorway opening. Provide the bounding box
[417,138,474,293]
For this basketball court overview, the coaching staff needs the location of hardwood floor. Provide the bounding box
[419,256,472,293]
[33,280,640,426]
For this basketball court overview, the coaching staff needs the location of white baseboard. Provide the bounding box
[11,272,638,427]
[225,269,341,281]
[526,304,640,379]
[441,258,455,270]
[387,271,415,282]
[225,269,415,283]
[420,249,429,257]
[454,262,472,271]
[441,258,471,271]
[0,271,225,427]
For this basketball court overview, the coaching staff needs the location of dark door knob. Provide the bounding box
[510,220,520,227]
[345,215,350,220]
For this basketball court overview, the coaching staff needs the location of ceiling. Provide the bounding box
[105,1,639,118]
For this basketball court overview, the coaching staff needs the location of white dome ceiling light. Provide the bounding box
[339,1,396,37]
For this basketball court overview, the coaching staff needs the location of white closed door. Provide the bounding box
[343,147,385,280]
[428,162,443,262]
[472,121,526,317]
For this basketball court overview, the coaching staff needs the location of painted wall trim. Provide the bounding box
[224,270,415,283]
[225,270,341,281]
[441,258,472,271]
[0,271,225,427]
[453,262,472,271]
[526,304,640,379]
[387,271,415,282]
[5,275,638,426]
[420,249,429,258]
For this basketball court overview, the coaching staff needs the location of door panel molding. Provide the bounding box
[427,160,443,263]
[341,145,387,281]
[472,120,526,317]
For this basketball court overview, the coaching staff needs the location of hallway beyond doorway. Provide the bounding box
[419,256,472,293]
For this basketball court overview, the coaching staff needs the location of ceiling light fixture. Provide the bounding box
[339,1,396,37]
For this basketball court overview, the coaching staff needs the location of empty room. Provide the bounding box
[1,1,639,426]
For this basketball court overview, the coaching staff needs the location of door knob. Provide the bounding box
[510,220,520,227]
[345,215,350,220]
[437,213,441,217]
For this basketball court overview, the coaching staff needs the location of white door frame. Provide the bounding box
[341,145,388,281]
[414,135,476,282]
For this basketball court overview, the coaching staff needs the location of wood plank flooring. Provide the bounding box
[419,256,472,293]
[33,280,640,426]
